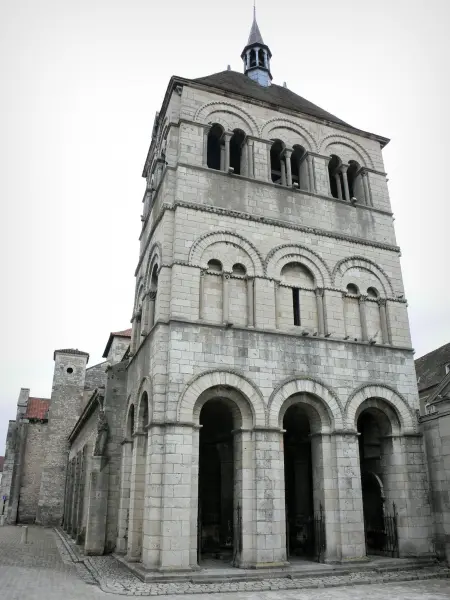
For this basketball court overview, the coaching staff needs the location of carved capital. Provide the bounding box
[377,298,387,307]
[315,287,324,297]
[359,294,367,304]
[149,291,157,300]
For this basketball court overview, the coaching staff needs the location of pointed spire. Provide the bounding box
[247,3,264,45]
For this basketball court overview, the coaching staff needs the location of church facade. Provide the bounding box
[1,15,443,570]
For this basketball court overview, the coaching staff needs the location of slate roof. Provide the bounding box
[25,398,50,421]
[193,70,353,130]
[415,342,450,391]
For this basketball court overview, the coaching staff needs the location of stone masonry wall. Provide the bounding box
[18,422,47,523]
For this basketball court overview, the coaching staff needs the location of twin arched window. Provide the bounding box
[270,140,310,190]
[207,125,246,176]
[328,155,369,204]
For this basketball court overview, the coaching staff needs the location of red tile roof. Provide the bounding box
[112,328,132,337]
[25,398,50,421]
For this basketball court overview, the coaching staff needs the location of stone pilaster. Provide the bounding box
[127,432,147,560]
[85,456,109,555]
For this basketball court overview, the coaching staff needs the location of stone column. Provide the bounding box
[333,432,366,560]
[362,170,372,206]
[142,425,165,569]
[247,277,255,327]
[358,295,368,341]
[148,291,157,330]
[274,281,280,329]
[284,149,292,187]
[71,456,80,537]
[158,424,195,572]
[315,287,325,336]
[202,127,210,167]
[307,154,315,193]
[75,449,86,543]
[280,160,287,186]
[309,433,339,562]
[199,270,205,320]
[248,140,255,178]
[223,132,232,172]
[334,173,343,199]
[116,440,133,554]
[380,434,433,558]
[85,455,110,555]
[266,141,273,182]
[254,429,287,566]
[341,164,350,201]
[241,141,248,177]
[127,432,147,561]
[222,273,230,324]
[378,298,390,344]
[233,429,255,568]
[65,460,75,533]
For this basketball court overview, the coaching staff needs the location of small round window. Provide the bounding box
[66,367,73,374]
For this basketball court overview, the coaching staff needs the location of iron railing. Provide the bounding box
[365,502,399,557]
[287,504,326,562]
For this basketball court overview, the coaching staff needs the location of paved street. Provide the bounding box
[1,525,450,600]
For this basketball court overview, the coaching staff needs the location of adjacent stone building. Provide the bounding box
[416,343,450,562]
[1,13,446,572]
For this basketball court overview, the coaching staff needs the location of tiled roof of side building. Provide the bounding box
[112,328,132,337]
[415,342,450,391]
[25,398,50,420]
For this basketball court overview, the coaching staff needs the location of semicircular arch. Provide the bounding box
[266,244,331,287]
[319,135,374,168]
[195,102,259,137]
[177,369,266,427]
[189,231,264,276]
[345,383,416,433]
[333,256,394,297]
[261,118,318,152]
[268,376,344,430]
[136,377,152,430]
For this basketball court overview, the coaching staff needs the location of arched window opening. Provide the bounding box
[328,154,344,199]
[258,48,265,66]
[250,49,257,68]
[346,283,359,295]
[232,263,246,276]
[127,405,135,438]
[207,259,223,273]
[150,264,158,292]
[280,262,316,329]
[347,160,362,200]
[207,124,224,171]
[291,145,306,189]
[283,404,317,559]
[270,139,285,184]
[357,407,396,556]
[140,392,149,430]
[198,398,236,564]
[230,129,246,175]
[367,287,379,299]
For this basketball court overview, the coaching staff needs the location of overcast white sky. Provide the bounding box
[1,0,449,453]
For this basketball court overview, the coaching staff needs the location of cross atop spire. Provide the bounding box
[241,8,272,87]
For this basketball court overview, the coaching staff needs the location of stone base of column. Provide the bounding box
[84,456,109,556]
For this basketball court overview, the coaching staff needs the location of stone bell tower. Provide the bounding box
[36,348,89,526]
[120,11,433,572]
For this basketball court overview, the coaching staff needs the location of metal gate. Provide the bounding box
[365,502,399,557]
[287,504,326,562]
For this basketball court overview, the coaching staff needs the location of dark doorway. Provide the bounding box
[198,399,235,564]
[358,409,398,556]
[283,405,316,559]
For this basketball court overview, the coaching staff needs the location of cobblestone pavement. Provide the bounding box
[0,525,103,600]
[1,524,450,600]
